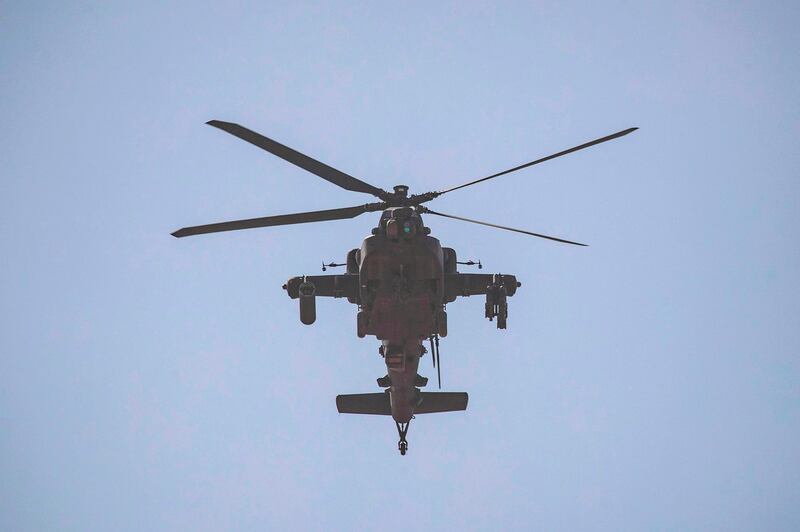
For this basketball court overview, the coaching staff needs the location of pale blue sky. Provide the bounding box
[2,2,799,531]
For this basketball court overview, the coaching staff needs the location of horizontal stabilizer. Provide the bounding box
[336,393,391,415]
[415,392,468,414]
[336,392,468,416]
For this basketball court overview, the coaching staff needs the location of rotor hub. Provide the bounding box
[392,185,409,198]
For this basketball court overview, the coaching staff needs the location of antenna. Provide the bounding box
[322,261,346,272]
[457,259,482,269]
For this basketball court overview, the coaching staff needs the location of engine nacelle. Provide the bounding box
[298,280,316,325]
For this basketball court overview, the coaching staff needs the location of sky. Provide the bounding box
[1,1,799,531]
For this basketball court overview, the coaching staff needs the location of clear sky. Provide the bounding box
[1,2,798,531]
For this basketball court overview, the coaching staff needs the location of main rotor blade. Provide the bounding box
[207,120,389,199]
[438,127,637,195]
[423,209,588,246]
[172,204,372,238]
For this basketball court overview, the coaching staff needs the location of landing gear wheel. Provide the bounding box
[395,421,411,456]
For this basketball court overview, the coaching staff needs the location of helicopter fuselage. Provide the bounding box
[284,208,520,430]
[359,219,443,423]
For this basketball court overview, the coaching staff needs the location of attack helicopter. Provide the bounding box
[172,120,637,455]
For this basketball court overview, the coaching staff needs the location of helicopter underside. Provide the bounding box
[172,119,636,455]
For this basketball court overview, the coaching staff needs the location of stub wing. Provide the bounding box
[284,274,359,302]
[443,273,519,303]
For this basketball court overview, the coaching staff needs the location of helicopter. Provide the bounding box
[172,120,637,455]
